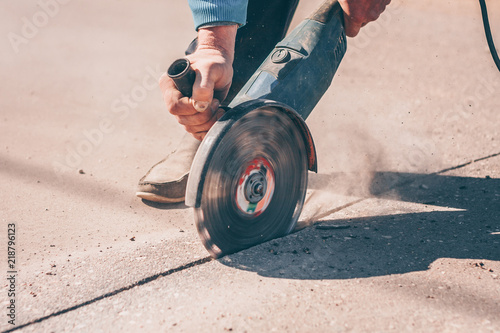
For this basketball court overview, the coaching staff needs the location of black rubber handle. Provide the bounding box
[167,58,196,97]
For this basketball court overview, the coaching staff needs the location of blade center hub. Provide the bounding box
[245,172,267,203]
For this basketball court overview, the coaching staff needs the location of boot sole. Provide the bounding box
[136,192,185,204]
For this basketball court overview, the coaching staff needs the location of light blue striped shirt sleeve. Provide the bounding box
[188,0,249,30]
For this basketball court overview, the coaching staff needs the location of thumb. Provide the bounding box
[191,69,215,112]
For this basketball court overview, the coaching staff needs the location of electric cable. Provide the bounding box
[479,0,500,72]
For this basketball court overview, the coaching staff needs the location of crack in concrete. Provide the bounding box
[435,152,500,175]
[300,150,500,231]
[3,257,212,333]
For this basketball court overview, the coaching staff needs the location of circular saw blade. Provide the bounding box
[194,106,308,258]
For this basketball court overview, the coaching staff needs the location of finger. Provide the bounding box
[184,118,217,134]
[166,94,199,116]
[343,14,363,37]
[191,132,206,141]
[160,72,201,116]
[365,1,386,22]
[187,106,223,140]
[215,108,225,120]
[213,83,232,104]
[191,68,215,112]
[159,72,176,96]
[365,9,381,22]
[211,98,220,114]
[183,107,219,133]
[177,98,221,125]
[160,72,182,103]
[176,109,214,126]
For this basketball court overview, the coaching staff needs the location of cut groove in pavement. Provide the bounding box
[4,151,499,333]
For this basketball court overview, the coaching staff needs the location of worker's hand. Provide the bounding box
[339,0,391,37]
[159,25,237,141]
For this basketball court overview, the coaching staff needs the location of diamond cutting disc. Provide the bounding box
[194,106,308,258]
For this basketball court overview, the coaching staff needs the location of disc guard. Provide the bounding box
[194,106,308,258]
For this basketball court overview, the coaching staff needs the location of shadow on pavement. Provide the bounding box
[219,172,500,279]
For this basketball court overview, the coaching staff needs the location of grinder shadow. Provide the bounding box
[218,172,500,279]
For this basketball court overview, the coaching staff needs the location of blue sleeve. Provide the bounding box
[188,0,249,30]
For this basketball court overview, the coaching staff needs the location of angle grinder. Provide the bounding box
[168,0,347,258]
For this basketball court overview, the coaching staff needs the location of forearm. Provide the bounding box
[188,0,249,30]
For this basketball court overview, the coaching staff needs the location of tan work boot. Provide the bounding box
[136,135,200,203]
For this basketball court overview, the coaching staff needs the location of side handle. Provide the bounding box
[167,58,196,97]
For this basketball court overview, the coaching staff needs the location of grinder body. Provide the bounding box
[228,2,346,120]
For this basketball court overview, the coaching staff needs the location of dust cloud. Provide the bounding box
[300,110,439,225]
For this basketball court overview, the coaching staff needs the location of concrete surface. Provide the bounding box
[1,0,499,332]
